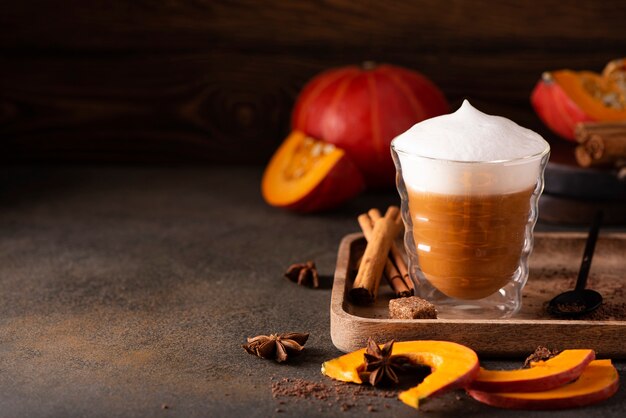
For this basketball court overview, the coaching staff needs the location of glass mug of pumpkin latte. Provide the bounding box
[391,101,550,318]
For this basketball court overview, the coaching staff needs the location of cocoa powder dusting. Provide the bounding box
[543,301,626,321]
[555,302,587,313]
[270,377,396,413]
[578,302,626,321]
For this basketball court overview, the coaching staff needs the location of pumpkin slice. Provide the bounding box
[467,360,619,410]
[261,131,364,212]
[321,340,479,409]
[531,72,595,140]
[469,349,595,392]
[531,58,626,141]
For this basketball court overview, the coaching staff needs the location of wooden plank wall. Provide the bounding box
[1,1,625,163]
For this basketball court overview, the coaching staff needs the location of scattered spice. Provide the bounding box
[270,377,396,413]
[362,338,410,386]
[523,346,560,368]
[579,302,626,321]
[543,301,626,321]
[556,302,588,313]
[243,332,309,363]
[340,403,353,411]
[285,261,320,288]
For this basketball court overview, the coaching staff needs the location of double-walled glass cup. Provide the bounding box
[391,142,550,319]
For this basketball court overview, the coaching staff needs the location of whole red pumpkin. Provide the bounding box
[291,63,449,188]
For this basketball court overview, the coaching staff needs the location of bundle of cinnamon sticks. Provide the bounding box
[349,206,414,305]
[574,121,626,171]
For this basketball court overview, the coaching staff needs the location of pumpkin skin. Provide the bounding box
[531,58,626,141]
[292,64,449,188]
[261,131,365,212]
[467,360,619,410]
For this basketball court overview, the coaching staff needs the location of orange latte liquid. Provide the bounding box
[408,188,533,300]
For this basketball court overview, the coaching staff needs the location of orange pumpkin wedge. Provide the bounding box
[321,340,479,409]
[550,70,626,121]
[469,349,595,392]
[261,131,364,212]
[467,360,619,410]
[531,58,626,141]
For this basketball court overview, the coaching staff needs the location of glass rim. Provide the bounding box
[391,138,551,165]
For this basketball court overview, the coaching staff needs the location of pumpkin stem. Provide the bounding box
[361,61,378,71]
[541,72,554,83]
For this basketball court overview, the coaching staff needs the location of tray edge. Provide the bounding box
[330,232,626,357]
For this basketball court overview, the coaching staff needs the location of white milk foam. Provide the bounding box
[392,100,550,195]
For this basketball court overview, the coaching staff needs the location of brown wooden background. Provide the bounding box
[1,1,625,164]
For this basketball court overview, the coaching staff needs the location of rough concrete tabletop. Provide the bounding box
[0,165,624,417]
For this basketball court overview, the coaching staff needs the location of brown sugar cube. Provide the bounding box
[389,296,437,319]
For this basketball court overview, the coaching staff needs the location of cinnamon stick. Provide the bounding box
[574,126,626,168]
[358,214,411,298]
[368,209,414,295]
[575,121,626,143]
[574,145,594,168]
[350,206,403,304]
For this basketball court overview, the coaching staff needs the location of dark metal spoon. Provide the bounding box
[548,211,604,318]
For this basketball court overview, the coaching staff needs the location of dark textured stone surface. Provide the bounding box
[0,165,624,417]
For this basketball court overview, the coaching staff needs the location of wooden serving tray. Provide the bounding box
[331,232,626,358]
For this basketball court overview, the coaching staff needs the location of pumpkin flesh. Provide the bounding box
[531,58,626,141]
[321,340,479,409]
[552,71,626,121]
[261,131,364,212]
[467,360,619,409]
[470,349,595,392]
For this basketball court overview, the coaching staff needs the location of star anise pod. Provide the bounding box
[523,346,560,368]
[285,261,320,288]
[363,337,410,386]
[242,332,309,363]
